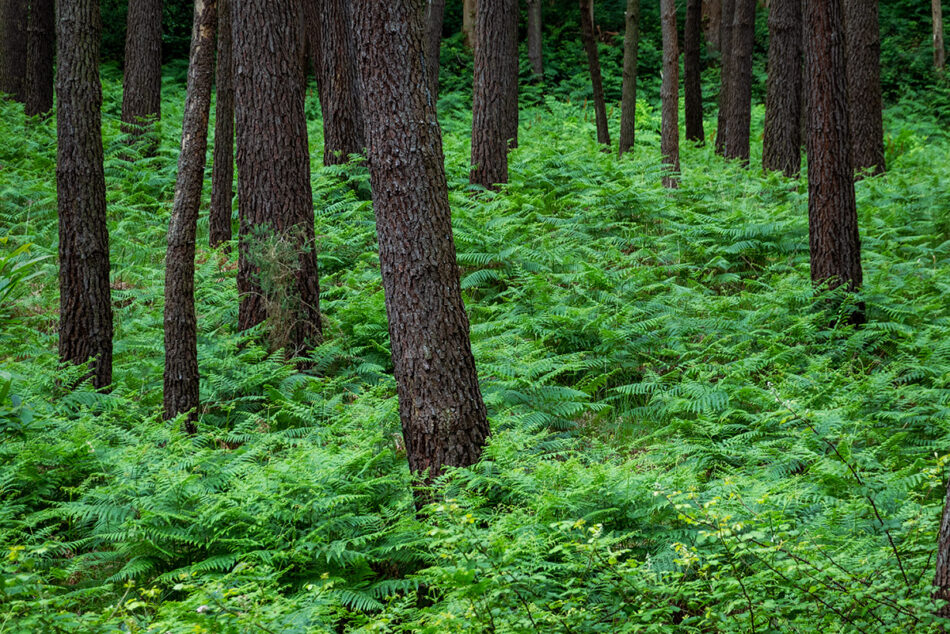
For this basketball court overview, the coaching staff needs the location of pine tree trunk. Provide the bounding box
[844,0,885,176]
[934,475,950,618]
[463,0,476,49]
[121,0,164,146]
[209,0,234,249]
[935,0,946,70]
[804,0,863,301]
[25,0,55,116]
[724,0,755,164]
[163,0,216,430]
[425,0,446,98]
[684,0,705,144]
[351,0,489,495]
[56,0,113,389]
[470,0,519,188]
[526,0,543,78]
[579,0,610,146]
[303,0,322,89]
[704,0,722,52]
[619,0,640,156]
[1,0,27,102]
[660,0,680,188]
[319,0,365,165]
[763,0,803,177]
[715,0,736,155]
[234,0,322,352]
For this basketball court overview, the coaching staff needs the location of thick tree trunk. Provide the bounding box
[1,0,27,102]
[579,0,610,146]
[526,0,543,78]
[660,0,680,188]
[351,0,489,495]
[935,0,946,70]
[163,0,216,430]
[684,0,705,144]
[209,0,234,249]
[425,0,446,97]
[234,0,322,353]
[704,0,722,52]
[935,476,950,618]
[462,0,476,49]
[56,0,113,389]
[470,0,518,188]
[715,0,736,155]
[844,0,885,176]
[763,0,803,177]
[319,0,365,165]
[121,0,164,146]
[804,0,863,302]
[619,0,640,156]
[25,0,55,116]
[724,0,755,164]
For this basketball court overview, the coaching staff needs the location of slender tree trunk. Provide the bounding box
[303,0,322,90]
[234,0,322,352]
[470,0,518,188]
[209,0,234,249]
[684,0,705,144]
[579,0,610,146]
[163,0,216,430]
[844,0,885,176]
[351,0,489,496]
[804,0,864,305]
[935,475,950,618]
[425,0,446,97]
[704,0,722,52]
[935,0,946,70]
[526,0,543,78]
[660,0,680,188]
[56,0,112,389]
[462,0,476,48]
[724,0,755,164]
[1,0,27,102]
[763,0,803,177]
[319,0,365,165]
[121,0,164,146]
[619,0,641,156]
[715,0,736,155]
[25,0,55,116]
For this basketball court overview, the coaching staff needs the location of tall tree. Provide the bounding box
[935,477,950,618]
[351,0,490,494]
[425,0,446,96]
[121,0,164,145]
[660,0,680,188]
[684,0,705,144]
[804,0,864,308]
[234,0,321,352]
[56,0,113,389]
[935,0,946,70]
[209,0,234,248]
[526,0,543,78]
[462,0,476,48]
[715,0,736,155]
[763,0,803,176]
[579,0,610,146]
[619,0,641,156]
[704,0,723,51]
[470,0,519,188]
[844,0,885,175]
[724,0,755,163]
[1,0,27,102]
[319,0,365,165]
[25,0,55,116]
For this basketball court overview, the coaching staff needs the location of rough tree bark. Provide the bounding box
[526,0,543,78]
[462,0,476,48]
[319,0,365,165]
[763,0,803,177]
[470,0,518,188]
[935,476,950,618]
[579,0,610,146]
[234,0,322,352]
[163,0,216,430]
[209,0,233,248]
[425,0,446,97]
[351,0,490,494]
[56,0,113,389]
[935,0,946,70]
[715,0,736,155]
[724,0,755,164]
[684,0,705,144]
[1,0,27,101]
[121,0,164,145]
[25,0,55,116]
[619,0,641,156]
[660,0,680,188]
[844,0,885,176]
[704,0,722,51]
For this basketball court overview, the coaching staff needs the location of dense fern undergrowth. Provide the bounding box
[1,63,950,632]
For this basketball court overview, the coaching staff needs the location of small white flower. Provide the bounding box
[196,605,210,614]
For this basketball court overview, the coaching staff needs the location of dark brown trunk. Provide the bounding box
[163,0,216,430]
[351,0,489,495]
[715,0,735,155]
[935,475,950,618]
[724,0,755,164]
[234,0,321,353]
[526,0,543,78]
[209,0,234,249]
[804,0,863,300]
[619,0,640,156]
[319,0,365,165]
[303,0,322,89]
[704,0,722,51]
[470,0,518,188]
[25,0,55,116]
[763,0,803,177]
[579,0,610,146]
[935,0,946,70]
[121,0,163,146]
[1,0,27,101]
[56,0,112,389]
[684,0,705,144]
[660,0,680,188]
[844,0,884,176]
[425,0,446,98]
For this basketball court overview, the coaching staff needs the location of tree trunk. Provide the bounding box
[579,0,610,146]
[234,0,322,353]
[351,0,490,496]
[763,0,803,177]
[684,0,705,144]
[619,0,640,156]
[660,0,680,188]
[844,0,885,176]
[121,0,164,147]
[804,0,863,302]
[56,0,113,389]
[704,0,722,52]
[303,0,322,90]
[425,0,446,98]
[163,0,216,431]
[715,0,736,155]
[526,0,543,78]
[1,0,27,102]
[209,0,234,249]
[724,0,755,164]
[25,0,55,116]
[935,0,946,70]
[319,0,365,165]
[935,475,950,618]
[462,0,476,49]
[470,0,519,188]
